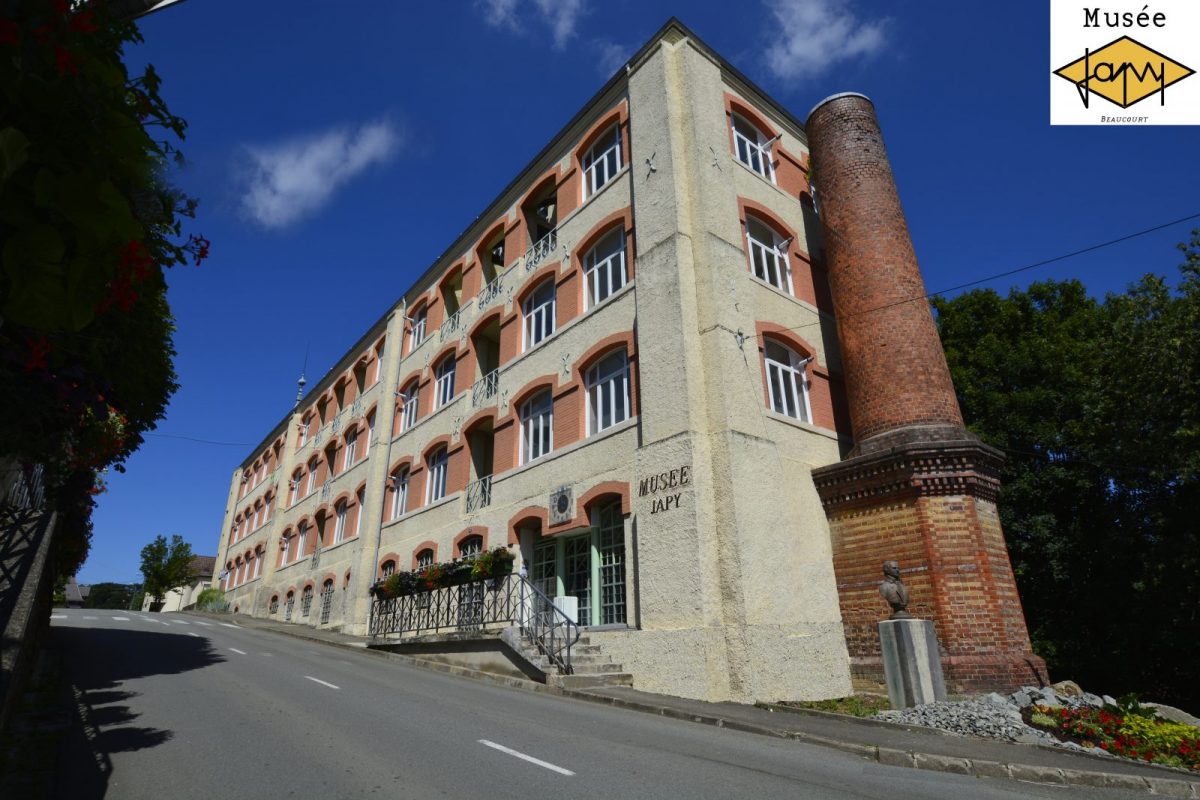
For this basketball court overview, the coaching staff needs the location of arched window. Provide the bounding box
[364,410,375,458]
[389,467,409,520]
[299,414,313,446]
[522,278,555,350]
[458,534,484,558]
[595,500,626,625]
[269,595,279,614]
[763,339,811,422]
[583,228,627,309]
[320,579,335,624]
[285,590,295,621]
[586,350,631,435]
[289,469,303,505]
[354,488,364,538]
[344,429,359,468]
[731,113,775,182]
[333,500,348,544]
[399,380,419,431]
[582,124,622,199]
[435,356,456,408]
[306,457,319,496]
[745,216,792,293]
[426,447,448,503]
[253,501,263,530]
[297,521,309,559]
[254,548,264,579]
[279,529,294,567]
[520,390,554,464]
[301,585,314,616]
[408,305,427,351]
[416,548,435,568]
[381,559,397,578]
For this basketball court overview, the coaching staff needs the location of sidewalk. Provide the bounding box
[186,611,1200,797]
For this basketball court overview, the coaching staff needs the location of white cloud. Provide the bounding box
[479,0,586,50]
[533,0,586,50]
[764,0,889,80]
[239,121,400,229]
[595,40,630,76]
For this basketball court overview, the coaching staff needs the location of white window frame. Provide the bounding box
[586,351,631,436]
[253,503,263,530]
[731,113,776,182]
[583,228,627,309]
[745,216,793,294]
[390,468,409,520]
[333,501,347,544]
[520,390,554,465]
[435,357,456,409]
[364,412,375,458]
[300,416,312,445]
[344,430,358,468]
[763,340,812,422]
[416,549,434,569]
[280,532,293,566]
[582,124,622,199]
[458,535,483,558]
[306,459,319,496]
[354,489,364,537]
[296,522,308,560]
[381,560,396,578]
[426,447,448,503]
[400,384,419,431]
[522,278,556,351]
[254,552,263,579]
[409,307,427,350]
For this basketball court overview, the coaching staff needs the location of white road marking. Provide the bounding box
[111,617,129,621]
[229,648,247,655]
[172,620,190,625]
[83,616,97,620]
[304,676,340,690]
[50,614,66,620]
[189,632,201,638]
[478,740,575,776]
[192,621,212,626]
[261,653,273,657]
[220,623,239,628]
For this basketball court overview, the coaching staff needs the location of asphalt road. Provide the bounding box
[47,609,1146,799]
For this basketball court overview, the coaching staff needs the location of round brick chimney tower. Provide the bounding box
[805,93,963,454]
[806,94,1046,694]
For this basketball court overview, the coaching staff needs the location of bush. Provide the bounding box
[194,587,228,612]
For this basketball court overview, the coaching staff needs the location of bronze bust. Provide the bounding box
[879,560,911,619]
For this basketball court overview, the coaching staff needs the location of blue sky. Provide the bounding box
[79,0,1200,583]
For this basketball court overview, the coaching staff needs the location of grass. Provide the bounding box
[782,695,893,717]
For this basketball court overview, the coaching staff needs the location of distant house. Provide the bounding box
[64,579,89,608]
[142,555,216,612]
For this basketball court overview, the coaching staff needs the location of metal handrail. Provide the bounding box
[517,576,579,675]
[440,306,467,341]
[477,277,503,310]
[471,370,498,407]
[525,229,557,271]
[465,475,492,512]
[369,572,521,638]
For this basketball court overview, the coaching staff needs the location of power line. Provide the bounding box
[144,432,251,447]
[756,211,1200,342]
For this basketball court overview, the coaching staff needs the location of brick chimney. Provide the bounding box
[806,94,1046,693]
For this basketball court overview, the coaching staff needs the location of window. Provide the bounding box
[306,458,319,496]
[408,306,427,350]
[763,340,811,422]
[458,535,483,558]
[285,591,295,621]
[582,124,622,199]
[320,580,334,624]
[344,430,358,468]
[381,559,396,578]
[289,469,302,505]
[301,585,314,616]
[586,350,631,435]
[254,551,263,579]
[520,390,553,464]
[731,113,775,181]
[416,549,434,568]
[522,279,555,350]
[269,595,279,614]
[354,488,364,538]
[299,415,313,445]
[584,228,627,309]
[364,411,375,458]
[745,216,793,293]
[426,447,448,503]
[596,501,627,625]
[399,383,419,431]
[435,357,456,408]
[297,521,309,559]
[333,500,348,544]
[253,503,263,530]
[280,530,293,566]
[389,468,409,519]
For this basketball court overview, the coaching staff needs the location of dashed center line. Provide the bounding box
[229,648,247,655]
[478,740,575,776]
[112,617,129,621]
[192,621,212,626]
[83,616,97,620]
[304,676,340,690]
[50,614,66,620]
[189,632,201,638]
[172,620,190,625]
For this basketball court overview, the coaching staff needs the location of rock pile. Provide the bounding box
[873,685,1118,754]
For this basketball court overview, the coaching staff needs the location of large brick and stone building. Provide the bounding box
[211,20,1045,702]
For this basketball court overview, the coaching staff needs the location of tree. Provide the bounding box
[139,534,193,607]
[933,233,1200,708]
[84,581,135,609]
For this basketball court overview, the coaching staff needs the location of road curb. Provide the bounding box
[182,613,1200,797]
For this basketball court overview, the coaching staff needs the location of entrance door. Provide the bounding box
[563,535,591,625]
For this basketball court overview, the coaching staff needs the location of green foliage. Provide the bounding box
[934,233,1200,709]
[129,590,144,611]
[139,534,193,603]
[0,1,207,577]
[84,581,135,609]
[788,695,892,717]
[194,587,227,612]
[1026,704,1199,770]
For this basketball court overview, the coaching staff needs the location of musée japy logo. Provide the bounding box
[1051,1,1198,124]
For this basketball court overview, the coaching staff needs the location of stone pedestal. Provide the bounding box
[879,618,946,709]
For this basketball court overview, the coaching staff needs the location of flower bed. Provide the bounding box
[369,546,515,599]
[1025,699,1200,771]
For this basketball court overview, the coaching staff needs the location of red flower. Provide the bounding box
[119,240,153,280]
[54,46,77,75]
[0,18,18,46]
[187,234,211,266]
[23,335,52,372]
[1099,742,1109,750]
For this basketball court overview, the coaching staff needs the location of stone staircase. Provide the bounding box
[506,631,633,690]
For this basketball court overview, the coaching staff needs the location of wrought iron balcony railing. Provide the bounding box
[477,277,503,310]
[525,229,557,271]
[440,307,467,341]
[471,370,498,407]
[465,474,492,513]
